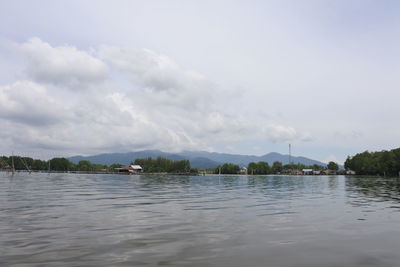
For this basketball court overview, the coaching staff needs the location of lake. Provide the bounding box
[1,173,400,267]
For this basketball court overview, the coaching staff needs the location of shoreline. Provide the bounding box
[0,170,372,177]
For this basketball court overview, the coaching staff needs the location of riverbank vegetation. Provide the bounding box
[0,155,198,174]
[213,161,336,175]
[213,163,240,174]
[0,156,110,172]
[345,148,400,176]
[2,154,343,175]
[133,157,198,173]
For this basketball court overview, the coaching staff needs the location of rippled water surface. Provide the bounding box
[1,173,400,266]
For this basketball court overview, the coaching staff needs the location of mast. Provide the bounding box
[289,144,292,165]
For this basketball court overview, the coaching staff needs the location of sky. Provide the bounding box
[1,0,400,163]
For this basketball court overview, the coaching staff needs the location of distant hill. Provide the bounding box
[69,150,326,169]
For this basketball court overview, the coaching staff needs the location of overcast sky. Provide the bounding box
[1,0,399,163]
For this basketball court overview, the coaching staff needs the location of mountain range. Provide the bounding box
[69,150,327,169]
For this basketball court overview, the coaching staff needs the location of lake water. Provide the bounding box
[1,173,400,267]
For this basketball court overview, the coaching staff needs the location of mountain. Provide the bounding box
[69,150,326,169]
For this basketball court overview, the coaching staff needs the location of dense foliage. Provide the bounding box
[272,161,283,173]
[282,163,324,171]
[345,148,400,176]
[214,163,241,174]
[1,153,348,175]
[0,155,195,173]
[247,161,326,174]
[327,161,339,171]
[134,157,197,173]
[248,161,271,174]
[0,156,109,172]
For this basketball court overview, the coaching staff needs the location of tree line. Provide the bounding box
[133,157,197,173]
[344,148,400,176]
[0,155,198,174]
[0,156,115,172]
[1,154,344,175]
[214,161,337,175]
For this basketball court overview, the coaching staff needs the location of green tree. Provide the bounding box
[345,148,400,176]
[215,163,240,174]
[247,161,271,174]
[327,161,339,171]
[50,157,75,171]
[32,159,47,170]
[77,160,92,171]
[312,164,324,170]
[133,157,192,173]
[247,162,257,174]
[271,161,283,174]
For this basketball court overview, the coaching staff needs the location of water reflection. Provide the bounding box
[345,176,400,208]
[1,173,400,267]
[328,176,339,190]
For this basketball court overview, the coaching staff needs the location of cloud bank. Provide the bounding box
[18,37,108,88]
[0,38,312,157]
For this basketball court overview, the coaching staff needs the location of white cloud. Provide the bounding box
[0,80,67,126]
[98,46,208,93]
[262,124,313,143]
[0,38,313,158]
[17,37,108,89]
[0,80,214,155]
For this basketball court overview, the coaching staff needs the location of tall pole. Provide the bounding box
[289,144,292,165]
